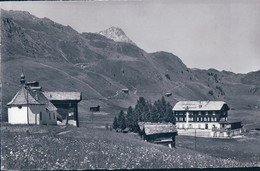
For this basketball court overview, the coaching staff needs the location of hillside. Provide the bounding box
[1,124,257,170]
[1,9,260,126]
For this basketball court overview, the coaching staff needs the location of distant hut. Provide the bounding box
[90,105,100,112]
[138,122,178,148]
[165,93,172,97]
[121,89,129,94]
[123,128,129,133]
[116,128,122,133]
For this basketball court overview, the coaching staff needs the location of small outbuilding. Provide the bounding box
[165,93,172,97]
[121,89,129,94]
[89,105,100,112]
[123,128,130,133]
[138,122,177,148]
[43,91,82,127]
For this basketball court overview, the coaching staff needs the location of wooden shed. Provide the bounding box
[43,91,82,127]
[138,122,178,148]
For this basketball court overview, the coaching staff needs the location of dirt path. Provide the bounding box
[57,130,72,135]
[107,90,119,99]
[131,85,138,95]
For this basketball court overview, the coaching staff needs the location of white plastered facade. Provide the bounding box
[176,122,221,129]
[8,105,57,125]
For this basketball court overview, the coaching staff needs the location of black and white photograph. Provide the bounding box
[1,0,260,170]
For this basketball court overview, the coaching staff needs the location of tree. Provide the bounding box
[113,116,118,129]
[118,110,126,130]
[156,99,164,122]
[135,97,146,121]
[126,106,134,130]
[164,102,175,124]
[151,102,159,122]
[117,96,176,132]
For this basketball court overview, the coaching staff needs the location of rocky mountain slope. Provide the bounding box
[98,26,136,45]
[1,10,259,124]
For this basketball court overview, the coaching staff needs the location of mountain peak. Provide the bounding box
[98,26,136,45]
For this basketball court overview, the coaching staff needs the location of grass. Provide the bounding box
[1,124,258,170]
[176,132,260,165]
[228,109,260,130]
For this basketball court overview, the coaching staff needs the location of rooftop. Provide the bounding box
[43,92,82,101]
[7,86,44,106]
[172,101,229,111]
[7,86,57,111]
[30,89,57,111]
[138,122,177,135]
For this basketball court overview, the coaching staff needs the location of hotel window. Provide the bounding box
[197,117,199,121]
[206,112,208,115]
[198,112,201,115]
[193,111,198,115]
[213,111,216,115]
[208,111,213,115]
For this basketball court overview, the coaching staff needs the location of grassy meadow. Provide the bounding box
[1,124,259,170]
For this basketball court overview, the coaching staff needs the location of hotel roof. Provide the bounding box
[172,101,229,111]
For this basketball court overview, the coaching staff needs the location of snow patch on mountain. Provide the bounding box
[98,26,136,45]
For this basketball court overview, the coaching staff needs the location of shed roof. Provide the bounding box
[43,92,82,101]
[172,101,229,111]
[138,122,177,135]
[7,86,44,106]
[30,89,57,111]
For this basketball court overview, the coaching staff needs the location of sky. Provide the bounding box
[1,0,260,73]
